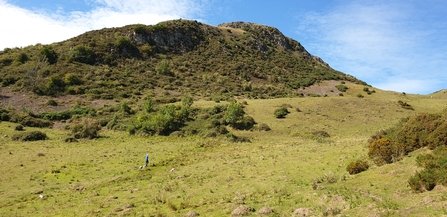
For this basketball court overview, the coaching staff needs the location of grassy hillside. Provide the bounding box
[0,19,363,101]
[2,88,447,216]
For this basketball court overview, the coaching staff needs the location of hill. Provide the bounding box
[4,19,447,216]
[0,19,364,102]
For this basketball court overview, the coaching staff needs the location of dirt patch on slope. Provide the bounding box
[0,88,117,113]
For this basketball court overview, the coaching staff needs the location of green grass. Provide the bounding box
[2,92,447,216]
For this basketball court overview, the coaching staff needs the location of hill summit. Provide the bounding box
[0,19,364,100]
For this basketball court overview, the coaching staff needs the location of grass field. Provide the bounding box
[2,89,447,216]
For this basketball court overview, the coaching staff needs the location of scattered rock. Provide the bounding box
[257,207,273,215]
[185,210,199,217]
[113,207,123,212]
[292,208,313,217]
[32,190,44,194]
[124,204,134,209]
[231,205,254,216]
[108,195,118,200]
[421,196,436,205]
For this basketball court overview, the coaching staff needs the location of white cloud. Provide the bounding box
[0,0,206,50]
[295,0,447,94]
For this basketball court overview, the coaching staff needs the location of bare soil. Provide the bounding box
[0,87,116,113]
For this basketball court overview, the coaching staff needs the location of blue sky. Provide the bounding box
[1,0,446,94]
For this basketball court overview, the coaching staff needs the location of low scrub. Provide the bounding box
[39,107,95,121]
[12,131,48,141]
[274,107,289,118]
[70,118,101,139]
[346,159,369,175]
[408,146,447,192]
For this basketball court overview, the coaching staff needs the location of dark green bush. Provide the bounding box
[408,146,447,192]
[12,131,47,141]
[40,45,58,64]
[232,115,256,130]
[14,125,24,131]
[45,75,66,95]
[0,108,10,121]
[69,45,96,65]
[115,37,133,50]
[16,53,29,63]
[64,73,82,85]
[335,84,348,92]
[347,160,369,175]
[274,107,289,118]
[19,116,53,128]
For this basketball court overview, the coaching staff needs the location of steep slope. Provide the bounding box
[0,19,364,101]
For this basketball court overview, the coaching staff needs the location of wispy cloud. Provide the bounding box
[295,0,447,94]
[0,0,207,50]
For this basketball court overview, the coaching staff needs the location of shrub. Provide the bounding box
[69,45,96,65]
[70,118,101,139]
[356,94,364,98]
[19,116,53,128]
[253,123,271,131]
[133,24,148,34]
[347,160,369,175]
[408,146,447,192]
[224,102,245,125]
[0,108,10,121]
[115,37,133,50]
[12,131,47,141]
[232,115,256,130]
[64,73,82,85]
[312,130,330,138]
[274,107,289,118]
[368,138,405,166]
[156,59,171,75]
[14,125,24,131]
[46,75,66,95]
[40,45,58,64]
[16,53,29,63]
[335,84,348,92]
[398,100,414,110]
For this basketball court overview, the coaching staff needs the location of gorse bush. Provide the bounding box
[346,160,369,175]
[368,138,405,166]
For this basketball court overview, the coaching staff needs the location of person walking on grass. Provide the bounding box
[145,154,149,167]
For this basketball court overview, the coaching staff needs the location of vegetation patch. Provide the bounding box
[12,131,48,141]
[346,159,369,175]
